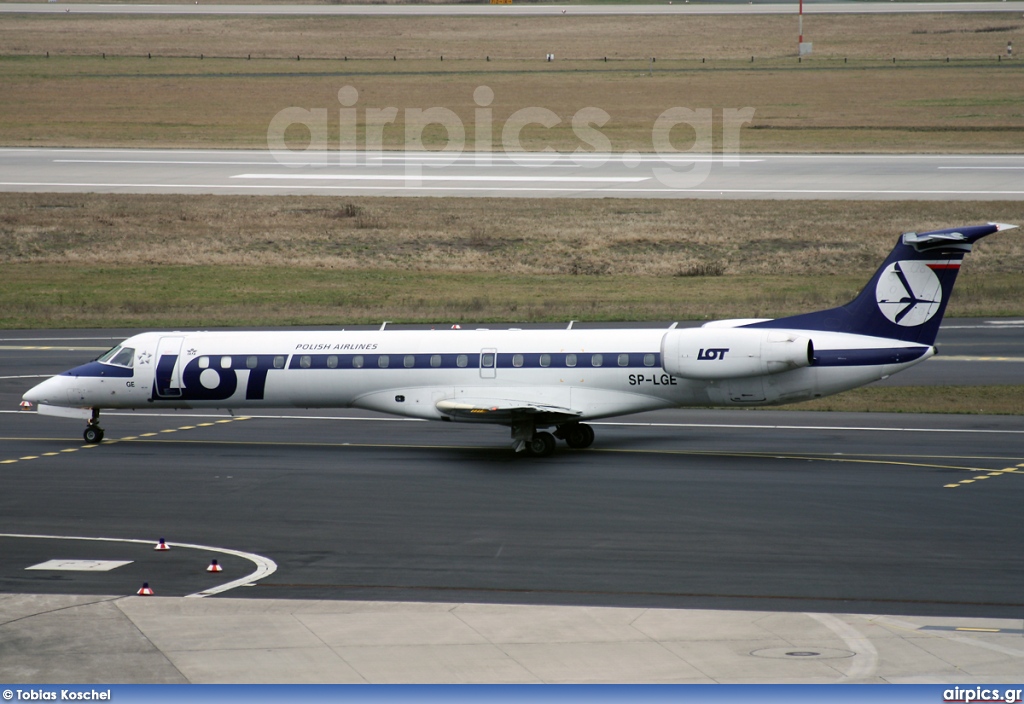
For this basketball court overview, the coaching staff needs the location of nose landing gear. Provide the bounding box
[83,408,104,444]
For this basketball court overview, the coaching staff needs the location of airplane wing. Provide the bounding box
[436,397,582,425]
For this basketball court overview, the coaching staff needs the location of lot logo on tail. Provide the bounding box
[874,260,947,327]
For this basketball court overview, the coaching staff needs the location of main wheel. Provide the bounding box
[563,423,595,449]
[83,425,104,444]
[526,431,556,457]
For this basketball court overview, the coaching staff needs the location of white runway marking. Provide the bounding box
[807,613,879,682]
[232,173,650,183]
[0,336,121,341]
[0,533,277,598]
[596,421,1024,435]
[52,156,765,165]
[27,559,133,572]
[943,322,1024,329]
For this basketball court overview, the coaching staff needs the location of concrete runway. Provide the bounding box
[4,149,1024,200]
[5,1,1024,15]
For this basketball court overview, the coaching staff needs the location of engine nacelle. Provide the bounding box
[661,327,814,380]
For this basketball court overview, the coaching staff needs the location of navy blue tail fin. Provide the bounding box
[746,223,1016,345]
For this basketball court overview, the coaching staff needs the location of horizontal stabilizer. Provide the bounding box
[902,222,1018,250]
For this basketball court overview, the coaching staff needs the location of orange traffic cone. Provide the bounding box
[206,559,223,573]
[154,538,169,551]
[137,582,154,596]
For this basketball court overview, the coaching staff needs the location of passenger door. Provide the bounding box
[479,348,497,379]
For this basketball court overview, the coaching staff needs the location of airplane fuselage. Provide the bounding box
[27,327,933,422]
[20,222,1013,455]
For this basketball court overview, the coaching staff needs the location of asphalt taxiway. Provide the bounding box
[2,324,1022,682]
[2,322,1023,614]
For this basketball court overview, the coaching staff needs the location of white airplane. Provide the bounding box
[22,222,1015,457]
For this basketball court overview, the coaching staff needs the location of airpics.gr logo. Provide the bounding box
[874,260,952,327]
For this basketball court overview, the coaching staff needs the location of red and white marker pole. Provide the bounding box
[799,0,804,47]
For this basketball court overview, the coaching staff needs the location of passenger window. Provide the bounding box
[512,354,524,368]
[430,355,441,368]
[353,355,364,369]
[327,356,338,369]
[378,355,390,369]
[482,353,494,368]
[456,354,468,368]
[591,354,603,367]
[644,353,655,367]
[221,356,232,369]
[540,354,551,368]
[247,356,258,369]
[404,355,415,368]
[198,356,210,369]
[618,353,629,367]
[273,356,285,369]
[566,354,577,368]
[300,355,311,369]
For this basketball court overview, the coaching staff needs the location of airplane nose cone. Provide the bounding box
[22,375,64,406]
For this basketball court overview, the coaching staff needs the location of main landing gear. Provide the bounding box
[555,422,595,450]
[514,422,596,457]
[83,408,104,444]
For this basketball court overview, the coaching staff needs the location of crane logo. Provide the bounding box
[875,260,946,327]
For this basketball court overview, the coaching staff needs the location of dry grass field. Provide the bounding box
[2,193,1021,328]
[1,13,1022,151]
[3,13,1022,60]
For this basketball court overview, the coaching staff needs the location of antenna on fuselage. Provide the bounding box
[380,321,390,331]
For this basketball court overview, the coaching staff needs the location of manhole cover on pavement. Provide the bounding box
[751,647,855,660]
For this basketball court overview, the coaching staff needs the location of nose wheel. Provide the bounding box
[83,409,104,444]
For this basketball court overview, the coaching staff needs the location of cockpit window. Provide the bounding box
[97,346,121,363]
[98,345,135,368]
